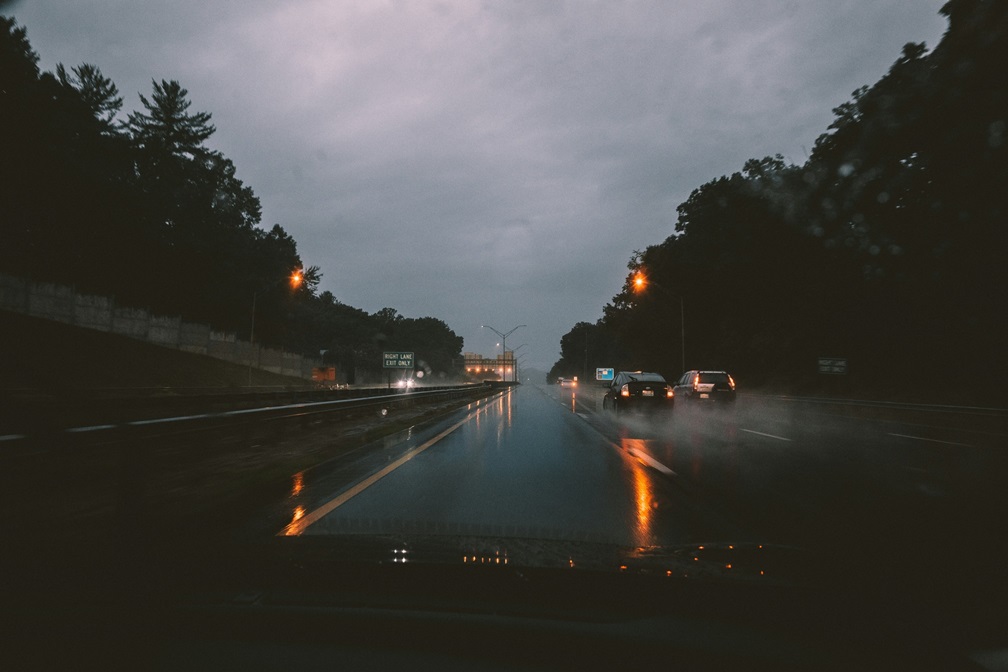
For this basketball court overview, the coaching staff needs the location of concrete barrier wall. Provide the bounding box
[179,322,210,355]
[74,294,113,332]
[29,282,75,325]
[207,330,236,361]
[148,315,181,348]
[113,306,149,339]
[0,274,318,379]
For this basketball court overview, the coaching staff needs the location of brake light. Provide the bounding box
[666,387,674,398]
[620,384,630,397]
[693,374,699,391]
[728,374,736,390]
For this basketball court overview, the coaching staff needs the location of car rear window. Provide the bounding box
[627,372,666,383]
[698,372,730,384]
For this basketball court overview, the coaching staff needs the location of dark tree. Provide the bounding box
[127,79,215,162]
[56,62,123,131]
[555,1,1008,402]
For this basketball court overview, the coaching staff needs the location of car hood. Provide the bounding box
[11,532,997,671]
[237,534,809,581]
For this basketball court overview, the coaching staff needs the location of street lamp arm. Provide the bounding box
[481,324,526,382]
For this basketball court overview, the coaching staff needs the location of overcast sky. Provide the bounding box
[8,1,948,371]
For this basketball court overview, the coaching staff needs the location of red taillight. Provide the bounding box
[728,374,736,390]
[693,374,699,391]
[620,384,630,397]
[666,387,674,398]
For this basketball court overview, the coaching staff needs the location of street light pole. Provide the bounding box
[515,352,528,384]
[248,269,304,387]
[481,324,526,382]
[248,290,259,387]
[513,344,528,384]
[634,272,685,374]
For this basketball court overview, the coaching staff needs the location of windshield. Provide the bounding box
[3,1,1005,669]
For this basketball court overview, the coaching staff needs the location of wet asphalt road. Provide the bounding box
[248,384,1007,566]
[8,381,1006,669]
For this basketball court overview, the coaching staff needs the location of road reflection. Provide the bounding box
[496,390,508,444]
[505,386,513,428]
[621,438,657,546]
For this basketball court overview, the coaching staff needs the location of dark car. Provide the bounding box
[602,370,674,415]
[672,370,736,405]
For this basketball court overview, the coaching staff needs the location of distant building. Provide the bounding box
[464,351,514,379]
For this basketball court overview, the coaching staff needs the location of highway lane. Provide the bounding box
[254,384,743,547]
[568,386,1007,584]
[243,382,1006,613]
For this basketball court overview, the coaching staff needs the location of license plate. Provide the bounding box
[642,389,654,397]
[700,393,709,399]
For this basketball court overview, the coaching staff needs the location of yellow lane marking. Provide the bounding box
[278,405,488,536]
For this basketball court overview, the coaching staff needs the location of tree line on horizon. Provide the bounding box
[550,0,1006,403]
[0,15,463,382]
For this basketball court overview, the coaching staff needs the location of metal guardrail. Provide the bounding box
[1,384,494,450]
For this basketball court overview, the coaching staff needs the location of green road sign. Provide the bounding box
[383,351,415,369]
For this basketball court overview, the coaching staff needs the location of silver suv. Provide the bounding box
[672,370,736,405]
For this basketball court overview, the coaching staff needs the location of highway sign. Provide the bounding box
[383,351,414,369]
[818,357,848,375]
[596,367,614,381]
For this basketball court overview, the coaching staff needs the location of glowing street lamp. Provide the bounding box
[249,269,304,385]
[632,270,685,374]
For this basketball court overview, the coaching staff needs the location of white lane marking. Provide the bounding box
[740,428,792,442]
[888,433,973,448]
[278,406,484,536]
[627,447,677,476]
[66,424,118,433]
[0,434,26,442]
[128,414,209,426]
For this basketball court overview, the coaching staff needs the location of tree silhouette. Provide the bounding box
[127,79,215,163]
[554,1,1008,401]
[56,62,122,131]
